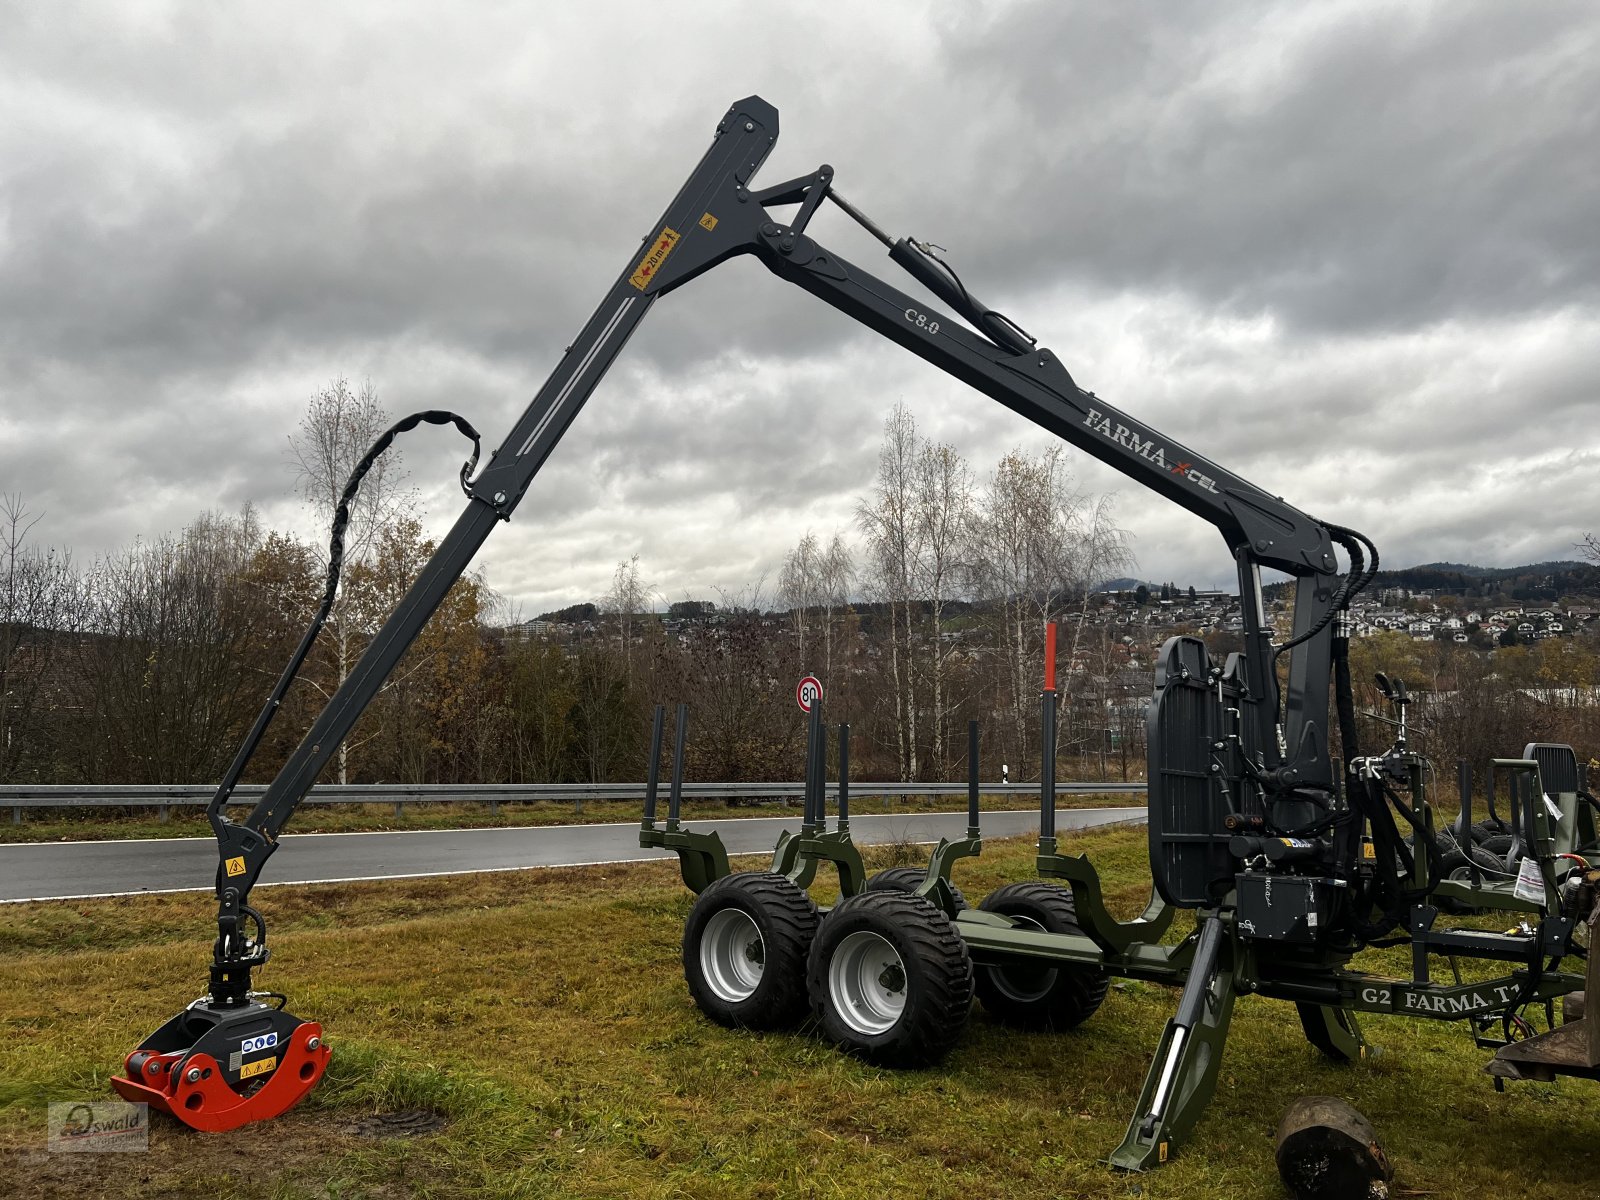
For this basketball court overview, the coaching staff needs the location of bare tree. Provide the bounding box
[667,577,803,781]
[857,403,924,780]
[1055,490,1133,744]
[286,378,412,782]
[914,440,974,775]
[73,509,266,783]
[498,633,576,782]
[0,496,83,781]
[967,446,1128,772]
[604,555,651,681]
[570,641,634,785]
[780,532,822,663]
[967,448,1056,762]
[289,379,409,560]
[819,532,854,686]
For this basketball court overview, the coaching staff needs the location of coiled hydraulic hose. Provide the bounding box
[207,410,481,828]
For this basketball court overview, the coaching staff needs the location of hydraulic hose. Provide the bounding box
[207,410,481,829]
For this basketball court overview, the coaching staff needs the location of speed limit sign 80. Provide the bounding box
[796,675,823,713]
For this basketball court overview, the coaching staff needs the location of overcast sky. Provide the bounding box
[3,1,1596,614]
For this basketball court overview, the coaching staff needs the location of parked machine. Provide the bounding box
[113,96,1597,1165]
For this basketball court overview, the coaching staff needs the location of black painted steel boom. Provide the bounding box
[207,93,1345,989]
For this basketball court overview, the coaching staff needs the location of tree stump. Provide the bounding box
[1563,989,1585,1024]
[1275,1096,1393,1200]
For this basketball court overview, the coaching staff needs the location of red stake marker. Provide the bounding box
[1044,622,1057,692]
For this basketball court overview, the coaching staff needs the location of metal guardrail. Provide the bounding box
[2,780,1146,823]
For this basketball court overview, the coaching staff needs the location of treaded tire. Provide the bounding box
[683,871,819,1030]
[1406,828,1459,855]
[1472,819,1510,842]
[1436,846,1510,912]
[1478,834,1515,858]
[1440,846,1509,882]
[864,866,969,912]
[806,890,973,1067]
[974,882,1110,1031]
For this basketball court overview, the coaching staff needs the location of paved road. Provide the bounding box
[0,808,1144,903]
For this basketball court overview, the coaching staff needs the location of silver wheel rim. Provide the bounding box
[991,915,1058,1003]
[829,930,908,1035]
[701,908,765,1003]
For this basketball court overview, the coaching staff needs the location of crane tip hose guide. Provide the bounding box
[113,95,1594,1165]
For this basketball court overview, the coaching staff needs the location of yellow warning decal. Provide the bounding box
[699,212,718,231]
[629,227,680,290]
[240,1055,276,1080]
[1362,842,1376,860]
[1158,1141,1168,1163]
[225,856,246,877]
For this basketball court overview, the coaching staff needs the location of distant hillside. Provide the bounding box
[1264,560,1599,604]
[1370,560,1597,602]
[1407,562,1495,577]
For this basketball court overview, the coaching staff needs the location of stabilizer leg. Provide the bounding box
[1297,1001,1368,1062]
[1110,914,1235,1171]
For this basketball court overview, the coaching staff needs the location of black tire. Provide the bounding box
[973,882,1110,1031]
[1455,846,1510,880]
[864,866,968,912]
[1472,819,1510,842]
[1407,828,1459,855]
[683,871,819,1030]
[1479,834,1515,858]
[1436,847,1509,912]
[806,890,973,1067]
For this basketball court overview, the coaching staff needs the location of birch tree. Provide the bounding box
[783,531,854,686]
[856,403,924,780]
[968,446,1129,771]
[818,532,854,686]
[914,441,973,776]
[286,378,411,782]
[968,449,1055,761]
[780,532,822,663]
[605,555,651,682]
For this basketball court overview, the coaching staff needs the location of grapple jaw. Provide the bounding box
[111,999,329,1132]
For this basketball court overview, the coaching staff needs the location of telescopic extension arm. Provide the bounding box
[208,94,1346,984]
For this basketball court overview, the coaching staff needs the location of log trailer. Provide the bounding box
[112,96,1600,1167]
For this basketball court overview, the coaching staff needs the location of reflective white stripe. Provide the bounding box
[517,298,634,458]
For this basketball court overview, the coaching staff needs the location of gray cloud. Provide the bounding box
[2,1,1596,614]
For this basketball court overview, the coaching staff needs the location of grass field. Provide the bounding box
[2,824,1597,1199]
[0,791,1135,845]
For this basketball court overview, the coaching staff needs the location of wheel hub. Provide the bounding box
[829,930,908,1035]
[990,914,1058,1003]
[701,908,766,1003]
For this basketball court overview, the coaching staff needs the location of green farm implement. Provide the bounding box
[116,96,1596,1166]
